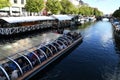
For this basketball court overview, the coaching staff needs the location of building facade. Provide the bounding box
[0,0,26,16]
[0,0,48,16]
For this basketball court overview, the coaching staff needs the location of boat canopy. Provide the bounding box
[0,16,55,23]
[51,15,73,21]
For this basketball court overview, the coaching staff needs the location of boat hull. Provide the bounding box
[18,37,82,80]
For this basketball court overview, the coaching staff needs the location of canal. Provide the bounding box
[32,21,119,80]
[1,21,120,80]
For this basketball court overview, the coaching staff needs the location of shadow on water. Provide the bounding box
[30,41,83,80]
[0,28,52,44]
[113,31,120,54]
[0,28,65,45]
[112,29,120,80]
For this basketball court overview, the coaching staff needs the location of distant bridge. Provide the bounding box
[96,16,111,21]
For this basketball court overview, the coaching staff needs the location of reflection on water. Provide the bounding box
[0,32,61,59]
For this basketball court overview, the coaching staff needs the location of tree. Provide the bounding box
[78,5,103,16]
[25,0,44,13]
[93,8,103,16]
[46,0,62,14]
[112,7,120,19]
[60,0,76,14]
[0,0,10,9]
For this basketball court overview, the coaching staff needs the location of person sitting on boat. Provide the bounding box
[39,53,46,62]
[50,46,56,54]
[58,44,66,50]
[58,45,63,50]
[31,50,39,66]
[63,44,67,48]
[3,63,12,75]
[17,58,30,72]
[45,48,51,57]
[11,70,18,80]
[17,59,24,67]
[0,71,6,80]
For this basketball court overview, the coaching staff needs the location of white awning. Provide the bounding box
[0,16,55,23]
[51,15,73,21]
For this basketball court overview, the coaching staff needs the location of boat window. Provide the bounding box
[46,44,57,54]
[62,36,72,44]
[58,38,67,44]
[38,48,48,59]
[66,36,73,42]
[49,43,58,52]
[10,53,32,73]
[58,38,68,46]
[0,66,10,80]
[40,46,52,58]
[45,45,53,55]
[61,37,71,44]
[63,37,72,44]
[25,51,40,67]
[61,37,70,42]
[52,42,60,51]
[33,49,47,62]
[55,40,67,50]
[0,57,22,79]
[56,40,64,46]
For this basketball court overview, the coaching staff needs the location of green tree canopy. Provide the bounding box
[46,0,62,14]
[25,0,44,13]
[78,5,103,16]
[112,7,120,18]
[94,8,103,16]
[0,0,10,9]
[60,0,76,14]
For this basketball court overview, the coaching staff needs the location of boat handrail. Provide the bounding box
[55,40,65,46]
[60,37,72,44]
[47,43,58,52]
[58,38,69,45]
[17,53,33,69]
[0,53,24,75]
[38,49,48,59]
[0,65,10,80]
[25,50,41,63]
[52,41,61,47]
[43,45,53,56]
[7,57,23,75]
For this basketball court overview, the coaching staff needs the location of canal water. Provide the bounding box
[0,21,120,80]
[32,21,120,80]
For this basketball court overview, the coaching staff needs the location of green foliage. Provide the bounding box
[25,0,44,13]
[46,0,62,14]
[94,8,103,16]
[0,0,10,9]
[112,7,120,18]
[78,6,103,16]
[60,0,103,16]
[60,0,76,14]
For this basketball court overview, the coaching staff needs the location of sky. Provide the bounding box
[83,0,120,14]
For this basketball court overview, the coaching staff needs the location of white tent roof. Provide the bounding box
[0,16,55,23]
[51,15,73,21]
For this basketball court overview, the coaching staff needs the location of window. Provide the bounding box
[14,0,17,3]
[21,0,24,4]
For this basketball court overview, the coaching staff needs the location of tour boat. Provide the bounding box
[0,32,82,80]
[0,15,75,35]
[0,16,55,35]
